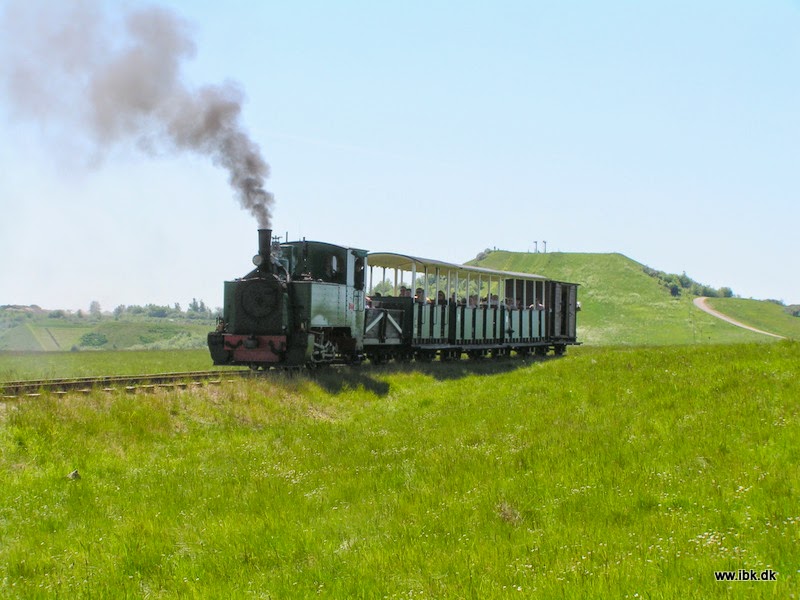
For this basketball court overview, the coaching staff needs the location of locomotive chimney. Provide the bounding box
[258,228,272,257]
[257,228,273,270]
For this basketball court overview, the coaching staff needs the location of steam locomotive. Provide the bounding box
[207,229,579,369]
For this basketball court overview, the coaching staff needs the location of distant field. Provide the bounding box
[0,314,213,353]
[1,343,797,597]
[0,349,216,382]
[42,325,93,350]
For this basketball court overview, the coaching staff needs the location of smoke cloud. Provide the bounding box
[0,1,273,227]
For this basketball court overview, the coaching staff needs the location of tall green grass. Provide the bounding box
[1,343,797,598]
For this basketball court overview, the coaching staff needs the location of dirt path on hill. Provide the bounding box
[693,297,785,339]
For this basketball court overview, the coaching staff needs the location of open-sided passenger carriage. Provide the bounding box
[364,253,580,363]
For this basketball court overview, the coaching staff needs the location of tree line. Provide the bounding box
[642,267,734,299]
[112,299,219,319]
[44,299,220,321]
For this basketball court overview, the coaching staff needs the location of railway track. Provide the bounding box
[0,370,253,399]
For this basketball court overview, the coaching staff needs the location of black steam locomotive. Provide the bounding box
[208,229,579,368]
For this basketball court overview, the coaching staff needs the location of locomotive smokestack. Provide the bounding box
[258,228,273,265]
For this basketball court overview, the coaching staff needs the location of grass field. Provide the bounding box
[0,350,216,382]
[1,343,797,598]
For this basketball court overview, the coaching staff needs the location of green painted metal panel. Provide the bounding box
[506,308,520,343]
[223,281,238,327]
[293,282,348,327]
[521,310,530,339]
[411,303,446,343]
[474,310,485,341]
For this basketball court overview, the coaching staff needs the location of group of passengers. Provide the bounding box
[368,286,544,310]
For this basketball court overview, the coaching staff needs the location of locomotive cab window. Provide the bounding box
[327,255,339,279]
[354,256,365,290]
[321,250,347,283]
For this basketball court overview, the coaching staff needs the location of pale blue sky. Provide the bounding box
[2,0,799,311]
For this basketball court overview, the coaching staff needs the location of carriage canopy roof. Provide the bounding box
[367,252,549,282]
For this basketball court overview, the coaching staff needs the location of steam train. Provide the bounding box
[207,229,579,369]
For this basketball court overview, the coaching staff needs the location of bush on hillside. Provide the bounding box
[643,266,734,298]
[79,332,108,347]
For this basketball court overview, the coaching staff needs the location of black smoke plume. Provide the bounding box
[0,1,273,227]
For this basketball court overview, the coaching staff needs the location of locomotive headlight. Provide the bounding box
[252,254,264,267]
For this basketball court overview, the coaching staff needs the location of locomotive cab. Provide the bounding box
[279,239,367,365]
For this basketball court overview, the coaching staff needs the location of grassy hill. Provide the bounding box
[705,297,800,339]
[473,251,793,344]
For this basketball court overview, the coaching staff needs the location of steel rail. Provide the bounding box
[1,350,556,399]
[0,370,253,399]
